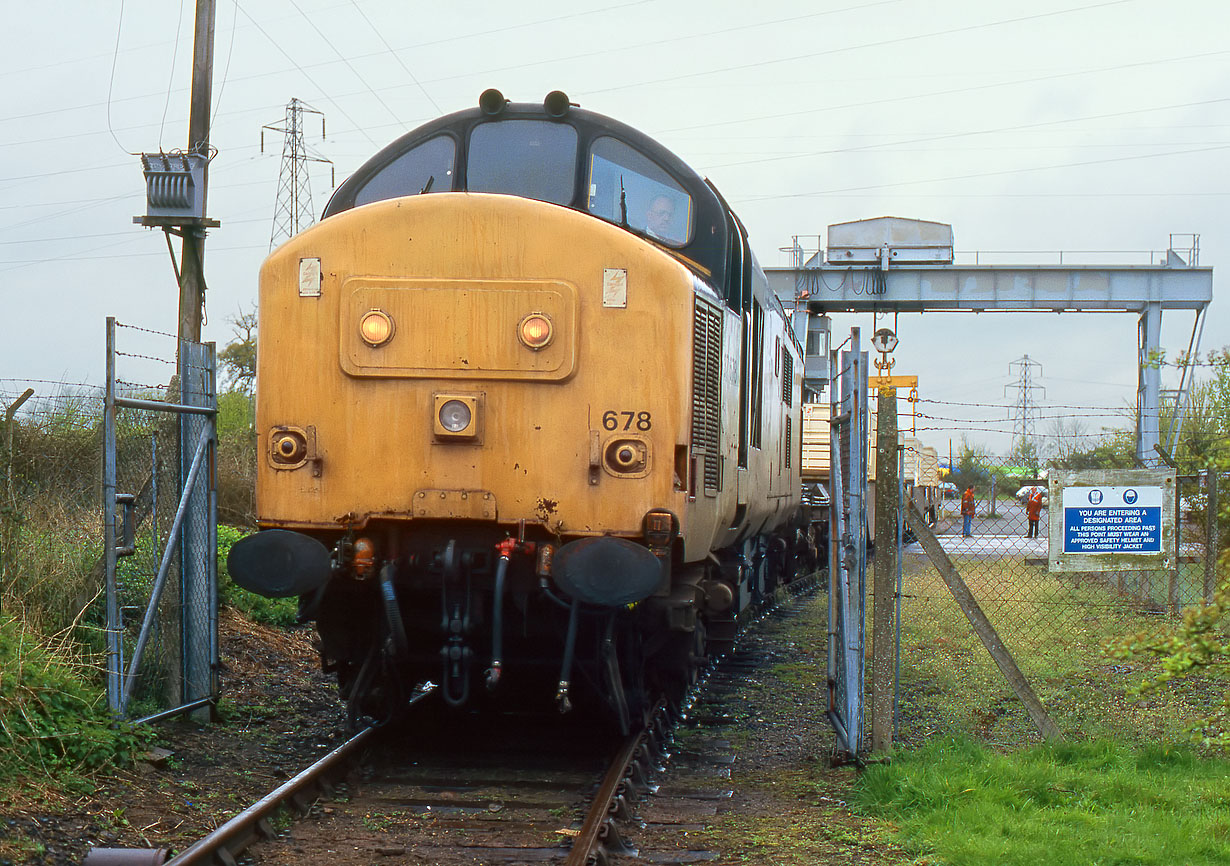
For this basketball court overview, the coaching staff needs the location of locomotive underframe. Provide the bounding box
[296,518,801,731]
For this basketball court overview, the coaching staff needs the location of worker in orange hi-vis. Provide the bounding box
[961,486,976,537]
[1026,488,1045,538]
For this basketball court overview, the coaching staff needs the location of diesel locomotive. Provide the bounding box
[229,90,805,730]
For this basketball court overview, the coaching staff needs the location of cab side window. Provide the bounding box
[587,137,692,246]
[353,135,455,206]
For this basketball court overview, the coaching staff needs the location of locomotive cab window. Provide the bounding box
[588,137,692,247]
[354,134,456,207]
[467,120,577,205]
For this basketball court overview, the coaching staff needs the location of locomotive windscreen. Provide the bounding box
[320,95,731,297]
[467,120,577,205]
[354,135,455,207]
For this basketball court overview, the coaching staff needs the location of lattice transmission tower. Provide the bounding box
[1005,355,1045,459]
[261,98,334,250]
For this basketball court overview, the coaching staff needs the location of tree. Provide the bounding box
[216,307,258,526]
[1008,439,1041,477]
[1109,346,1230,745]
[1050,416,1087,464]
[218,307,257,395]
[950,437,992,493]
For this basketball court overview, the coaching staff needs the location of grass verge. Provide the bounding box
[856,737,1230,866]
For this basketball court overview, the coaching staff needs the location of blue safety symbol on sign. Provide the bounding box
[1088,489,1103,505]
[1123,489,1138,505]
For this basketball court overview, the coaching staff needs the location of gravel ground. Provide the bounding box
[0,592,911,865]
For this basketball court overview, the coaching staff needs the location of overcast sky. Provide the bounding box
[2,0,1226,457]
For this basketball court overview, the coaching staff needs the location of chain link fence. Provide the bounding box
[876,400,1229,748]
[1,320,216,719]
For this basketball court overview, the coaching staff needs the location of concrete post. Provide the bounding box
[871,387,898,753]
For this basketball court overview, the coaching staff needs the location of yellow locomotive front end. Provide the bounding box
[227,92,803,727]
[257,192,691,548]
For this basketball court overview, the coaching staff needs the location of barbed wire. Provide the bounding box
[918,410,1130,423]
[914,424,1129,439]
[115,379,173,392]
[0,377,101,391]
[114,321,178,340]
[917,397,1130,412]
[115,350,176,367]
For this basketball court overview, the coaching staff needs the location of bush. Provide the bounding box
[0,616,148,789]
[217,525,299,628]
[215,390,256,528]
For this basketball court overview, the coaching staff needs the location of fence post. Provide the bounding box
[1,387,34,616]
[1207,469,1219,604]
[103,318,123,712]
[871,386,898,753]
[180,340,217,723]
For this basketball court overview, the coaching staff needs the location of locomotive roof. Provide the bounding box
[322,92,729,287]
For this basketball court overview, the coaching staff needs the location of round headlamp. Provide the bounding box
[359,309,394,347]
[438,399,473,433]
[518,313,553,350]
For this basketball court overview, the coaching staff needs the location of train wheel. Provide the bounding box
[658,620,707,710]
[618,628,650,732]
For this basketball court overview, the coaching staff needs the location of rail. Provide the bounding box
[82,685,435,866]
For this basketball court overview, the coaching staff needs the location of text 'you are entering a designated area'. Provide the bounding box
[1062,486,1162,554]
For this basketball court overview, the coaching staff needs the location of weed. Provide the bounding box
[362,811,404,832]
[0,615,150,791]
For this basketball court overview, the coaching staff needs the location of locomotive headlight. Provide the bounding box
[439,400,472,432]
[517,313,553,350]
[433,394,479,440]
[358,309,395,347]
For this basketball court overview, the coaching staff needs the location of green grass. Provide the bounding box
[855,737,1230,866]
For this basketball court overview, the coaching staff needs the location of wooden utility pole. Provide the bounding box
[181,0,216,724]
[179,0,216,343]
[871,386,898,752]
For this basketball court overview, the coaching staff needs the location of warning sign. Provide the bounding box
[1049,469,1175,573]
[1062,486,1162,554]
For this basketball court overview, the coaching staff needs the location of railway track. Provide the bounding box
[84,577,820,866]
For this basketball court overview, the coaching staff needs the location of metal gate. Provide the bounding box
[102,317,218,722]
[827,329,869,757]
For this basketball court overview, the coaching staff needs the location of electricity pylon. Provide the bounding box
[261,98,334,250]
[1005,355,1045,460]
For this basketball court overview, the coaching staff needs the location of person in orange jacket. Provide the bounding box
[961,486,976,537]
[1026,487,1045,538]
